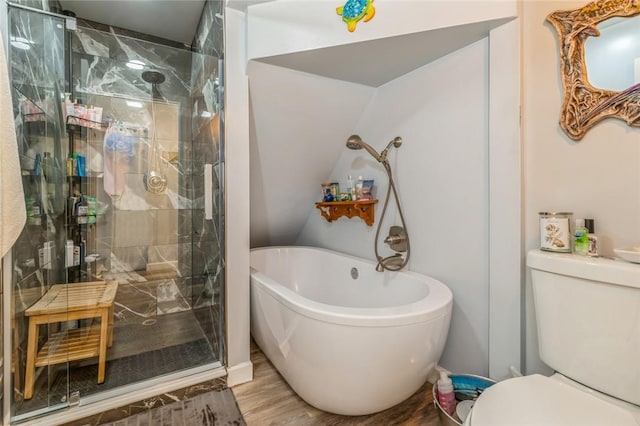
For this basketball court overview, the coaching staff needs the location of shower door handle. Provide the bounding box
[204,164,213,220]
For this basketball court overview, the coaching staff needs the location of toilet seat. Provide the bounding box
[466,374,638,426]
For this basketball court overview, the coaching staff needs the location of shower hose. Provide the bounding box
[374,160,411,271]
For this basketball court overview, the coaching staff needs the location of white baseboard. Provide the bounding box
[227,361,253,387]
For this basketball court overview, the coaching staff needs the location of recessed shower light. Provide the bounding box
[126,59,145,70]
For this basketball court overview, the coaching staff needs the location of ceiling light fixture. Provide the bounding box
[126,59,145,70]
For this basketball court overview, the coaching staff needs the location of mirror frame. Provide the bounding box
[547,0,640,141]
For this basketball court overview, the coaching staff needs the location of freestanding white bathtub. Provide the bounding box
[250,246,453,415]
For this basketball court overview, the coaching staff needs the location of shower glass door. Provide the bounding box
[8,5,224,422]
[7,4,71,419]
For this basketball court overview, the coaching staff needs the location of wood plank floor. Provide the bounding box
[232,341,443,426]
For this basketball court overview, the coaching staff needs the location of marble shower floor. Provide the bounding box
[232,341,442,426]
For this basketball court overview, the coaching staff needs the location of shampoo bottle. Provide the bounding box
[437,371,456,416]
[346,175,355,201]
[355,176,364,200]
[573,218,589,255]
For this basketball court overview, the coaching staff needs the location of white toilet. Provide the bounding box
[464,249,640,425]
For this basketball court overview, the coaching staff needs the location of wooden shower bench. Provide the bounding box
[23,280,118,399]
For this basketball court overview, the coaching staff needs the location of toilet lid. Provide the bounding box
[469,374,637,426]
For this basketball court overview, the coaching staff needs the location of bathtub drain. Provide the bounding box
[350,267,359,279]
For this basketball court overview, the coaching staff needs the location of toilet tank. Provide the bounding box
[527,249,640,406]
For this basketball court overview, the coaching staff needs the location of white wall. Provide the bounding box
[296,40,491,375]
[225,7,253,386]
[523,1,640,374]
[248,62,374,246]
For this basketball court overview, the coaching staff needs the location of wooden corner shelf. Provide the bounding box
[315,199,378,226]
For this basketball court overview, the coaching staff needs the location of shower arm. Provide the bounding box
[378,137,403,163]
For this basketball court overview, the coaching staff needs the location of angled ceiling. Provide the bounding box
[58,0,206,45]
[253,17,513,87]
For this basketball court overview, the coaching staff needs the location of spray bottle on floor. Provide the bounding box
[437,370,456,416]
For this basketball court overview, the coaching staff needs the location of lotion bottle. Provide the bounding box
[437,371,456,416]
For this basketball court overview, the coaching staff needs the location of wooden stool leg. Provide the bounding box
[24,319,38,400]
[107,305,114,347]
[13,315,21,400]
[98,310,109,384]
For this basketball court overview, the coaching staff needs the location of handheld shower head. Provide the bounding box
[346,135,403,163]
[345,135,384,162]
[346,135,364,150]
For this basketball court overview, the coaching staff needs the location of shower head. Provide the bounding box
[141,70,166,101]
[141,70,165,84]
[345,135,362,150]
[345,135,403,163]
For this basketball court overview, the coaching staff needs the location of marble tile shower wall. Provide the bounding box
[7,0,224,303]
[69,23,195,301]
[66,0,226,356]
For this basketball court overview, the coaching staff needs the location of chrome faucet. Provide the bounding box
[375,253,404,272]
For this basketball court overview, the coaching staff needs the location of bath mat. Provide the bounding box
[99,388,246,426]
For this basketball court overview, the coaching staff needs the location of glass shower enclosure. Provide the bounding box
[5,2,224,422]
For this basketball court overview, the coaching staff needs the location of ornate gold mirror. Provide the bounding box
[547,0,640,140]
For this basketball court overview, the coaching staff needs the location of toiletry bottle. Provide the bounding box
[355,176,364,200]
[73,229,83,266]
[65,239,74,268]
[322,183,333,202]
[32,153,42,176]
[36,232,45,269]
[66,155,74,176]
[437,371,456,416]
[43,241,54,270]
[63,93,74,120]
[346,175,355,201]
[42,152,51,179]
[573,218,589,255]
[585,218,598,257]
